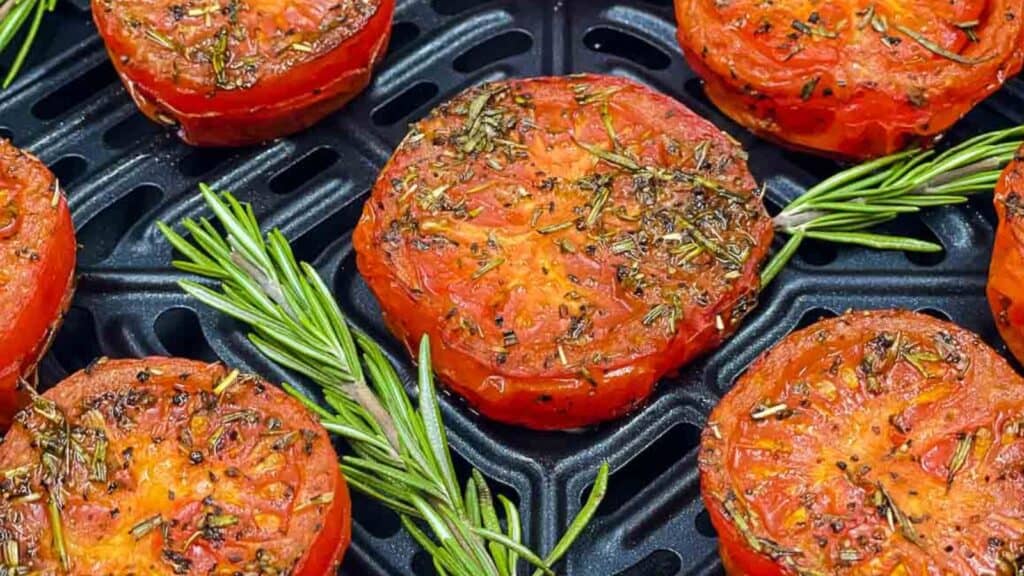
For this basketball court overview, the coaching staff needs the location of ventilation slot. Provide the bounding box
[78,184,163,264]
[103,114,163,149]
[387,21,421,57]
[889,214,946,266]
[372,82,439,126]
[694,507,716,538]
[586,423,700,516]
[797,237,838,267]
[291,193,364,263]
[154,307,219,362]
[269,147,340,195]
[351,492,402,539]
[33,62,118,120]
[614,550,682,576]
[179,148,238,178]
[51,306,102,374]
[51,155,88,186]
[915,307,952,322]
[583,27,670,70]
[431,0,494,15]
[794,307,838,331]
[453,30,533,73]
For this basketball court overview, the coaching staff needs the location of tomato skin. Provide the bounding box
[0,141,76,430]
[0,357,350,574]
[989,147,1024,365]
[355,75,772,429]
[674,0,1024,159]
[92,0,394,147]
[701,310,1024,575]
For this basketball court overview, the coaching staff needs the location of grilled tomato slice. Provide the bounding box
[990,146,1024,365]
[674,0,1024,158]
[0,357,350,574]
[354,75,773,430]
[0,141,75,430]
[92,0,394,146]
[701,309,1024,575]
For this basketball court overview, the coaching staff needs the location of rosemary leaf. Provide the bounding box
[159,187,610,575]
[762,126,1024,288]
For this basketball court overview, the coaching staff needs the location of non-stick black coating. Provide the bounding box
[2,0,1021,574]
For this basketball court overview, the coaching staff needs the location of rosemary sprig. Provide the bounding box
[158,185,609,576]
[0,0,56,88]
[761,125,1024,287]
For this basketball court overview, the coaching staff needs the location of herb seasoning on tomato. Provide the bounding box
[0,357,350,574]
[0,141,75,430]
[92,0,394,146]
[990,145,1024,366]
[354,75,773,430]
[675,0,1024,158]
[701,310,1024,574]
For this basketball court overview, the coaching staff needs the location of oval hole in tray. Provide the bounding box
[453,30,533,73]
[32,62,118,121]
[78,183,164,264]
[154,307,219,363]
[614,549,683,576]
[269,146,341,195]
[387,21,421,57]
[103,114,163,150]
[585,423,700,516]
[431,0,494,16]
[372,82,440,126]
[583,26,671,70]
[51,306,102,375]
[51,154,88,186]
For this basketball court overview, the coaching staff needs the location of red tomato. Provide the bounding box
[701,309,1024,574]
[0,357,350,574]
[0,141,75,429]
[674,0,1024,159]
[989,146,1024,365]
[92,0,394,146]
[354,75,773,429]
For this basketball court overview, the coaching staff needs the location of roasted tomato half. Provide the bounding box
[701,309,1024,575]
[675,0,1024,159]
[0,357,350,574]
[990,145,1024,365]
[354,75,773,430]
[0,141,75,430]
[92,0,394,146]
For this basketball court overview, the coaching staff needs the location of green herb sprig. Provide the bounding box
[0,0,55,88]
[761,125,1024,287]
[158,185,609,576]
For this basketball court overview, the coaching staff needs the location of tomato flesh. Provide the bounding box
[0,141,75,430]
[989,147,1024,366]
[92,0,394,146]
[701,310,1024,574]
[0,357,350,574]
[675,0,1024,158]
[354,75,773,429]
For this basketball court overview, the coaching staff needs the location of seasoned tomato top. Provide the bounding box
[355,75,772,415]
[93,0,384,106]
[701,310,1024,574]
[677,0,1024,110]
[0,357,348,575]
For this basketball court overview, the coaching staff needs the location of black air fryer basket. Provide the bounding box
[3,0,1022,574]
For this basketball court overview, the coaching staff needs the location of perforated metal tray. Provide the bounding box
[3,0,1022,574]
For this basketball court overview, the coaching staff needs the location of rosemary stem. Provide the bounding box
[762,125,1024,288]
